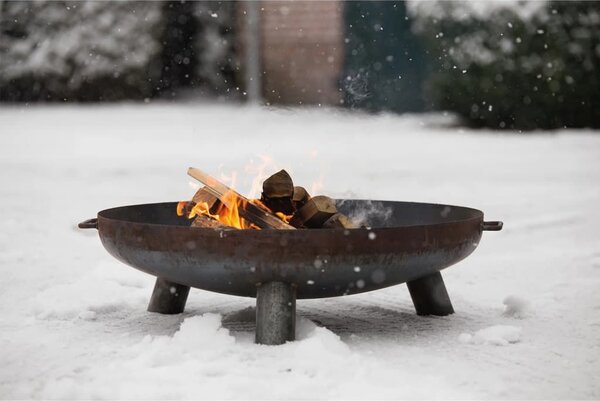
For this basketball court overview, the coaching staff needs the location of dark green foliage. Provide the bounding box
[343,1,428,112]
[0,1,238,102]
[0,1,164,101]
[158,1,199,94]
[415,1,600,130]
[156,1,239,99]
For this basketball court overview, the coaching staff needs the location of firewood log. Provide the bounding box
[322,213,357,229]
[188,167,295,230]
[292,186,310,210]
[290,195,337,228]
[192,187,220,212]
[262,169,294,198]
[178,187,223,227]
[177,187,221,218]
[191,214,227,228]
[261,169,294,214]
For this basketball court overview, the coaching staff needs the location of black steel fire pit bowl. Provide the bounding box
[79,199,502,345]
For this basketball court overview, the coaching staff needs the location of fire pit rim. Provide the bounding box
[93,199,486,233]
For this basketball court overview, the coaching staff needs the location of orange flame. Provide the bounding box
[177,191,291,230]
[249,198,271,212]
[177,201,219,220]
[217,191,249,229]
[176,201,187,216]
[179,161,297,229]
[275,212,292,223]
[192,202,220,220]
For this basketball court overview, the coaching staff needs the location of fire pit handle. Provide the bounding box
[78,218,98,230]
[482,221,503,231]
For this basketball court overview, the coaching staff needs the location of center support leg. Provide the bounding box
[255,282,296,345]
[407,271,454,316]
[147,277,190,314]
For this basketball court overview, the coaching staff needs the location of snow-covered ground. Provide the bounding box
[1,103,599,399]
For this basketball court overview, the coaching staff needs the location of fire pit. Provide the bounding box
[79,195,502,345]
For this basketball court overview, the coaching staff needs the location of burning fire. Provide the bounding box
[178,162,352,232]
[178,160,321,230]
[275,212,292,223]
[177,201,219,220]
[248,198,293,223]
[177,191,292,230]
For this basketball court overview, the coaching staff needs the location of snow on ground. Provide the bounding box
[0,103,599,399]
[459,325,522,346]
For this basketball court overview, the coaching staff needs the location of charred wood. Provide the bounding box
[292,186,310,210]
[192,187,221,212]
[191,214,228,228]
[290,195,337,228]
[322,213,357,229]
[262,169,294,198]
[261,169,294,214]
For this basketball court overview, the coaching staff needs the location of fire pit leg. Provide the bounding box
[255,282,296,345]
[407,271,454,316]
[147,277,190,314]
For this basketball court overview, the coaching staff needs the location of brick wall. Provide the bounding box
[259,1,344,105]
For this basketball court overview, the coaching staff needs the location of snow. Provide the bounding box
[502,295,531,319]
[459,325,522,346]
[407,0,547,21]
[1,103,600,399]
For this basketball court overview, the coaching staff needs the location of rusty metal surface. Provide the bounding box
[91,200,488,299]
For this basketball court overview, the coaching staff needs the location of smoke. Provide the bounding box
[340,200,393,228]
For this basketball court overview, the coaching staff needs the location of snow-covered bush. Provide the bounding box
[0,1,164,101]
[0,1,238,101]
[411,1,600,130]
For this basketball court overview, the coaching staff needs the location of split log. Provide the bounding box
[192,187,220,212]
[177,187,221,217]
[191,214,227,228]
[322,213,357,229]
[262,170,293,198]
[187,167,295,230]
[177,201,225,228]
[292,186,310,210]
[261,170,294,215]
[289,195,337,228]
[191,187,223,226]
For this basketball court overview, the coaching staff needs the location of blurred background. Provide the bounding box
[1,0,598,130]
[2,3,600,398]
